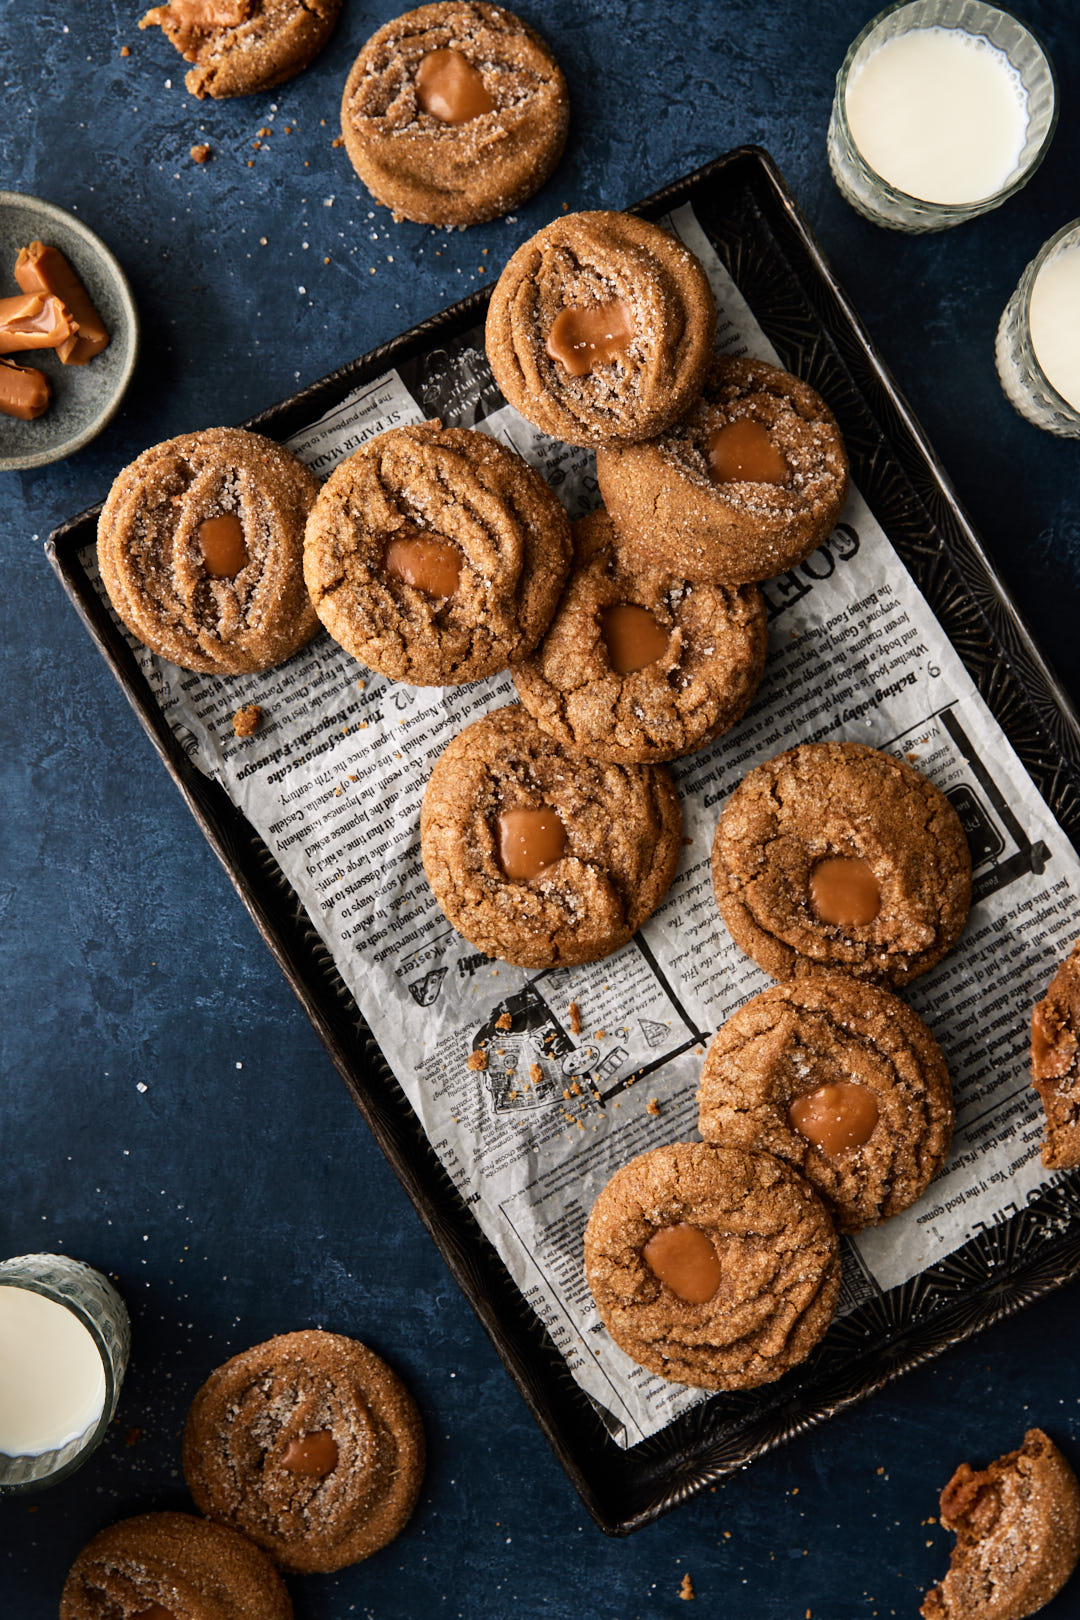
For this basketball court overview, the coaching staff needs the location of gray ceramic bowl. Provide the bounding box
[0,192,139,472]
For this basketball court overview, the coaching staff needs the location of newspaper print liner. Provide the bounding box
[47,148,1080,1535]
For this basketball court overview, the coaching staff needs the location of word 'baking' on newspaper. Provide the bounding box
[94,203,1077,1450]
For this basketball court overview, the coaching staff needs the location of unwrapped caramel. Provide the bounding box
[0,292,77,355]
[15,241,109,364]
[0,358,50,420]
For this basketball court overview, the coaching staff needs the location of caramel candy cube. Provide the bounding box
[0,358,50,420]
[0,292,78,355]
[15,242,109,365]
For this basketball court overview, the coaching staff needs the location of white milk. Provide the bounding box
[1030,246,1080,412]
[0,1285,106,1456]
[845,27,1028,204]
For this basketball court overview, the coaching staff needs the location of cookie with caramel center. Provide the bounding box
[140,0,341,99]
[584,1141,840,1390]
[1030,937,1080,1170]
[922,1429,1080,1620]
[713,741,971,986]
[512,505,767,763]
[97,426,319,676]
[698,973,953,1232]
[60,1511,292,1619]
[302,421,571,685]
[421,703,682,967]
[596,355,850,584]
[485,210,716,447]
[341,2,568,226]
[183,1329,425,1574]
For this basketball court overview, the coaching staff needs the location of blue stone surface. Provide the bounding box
[2,2,1079,1615]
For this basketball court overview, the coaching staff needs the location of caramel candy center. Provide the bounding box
[789,1082,880,1159]
[601,604,670,675]
[198,513,248,578]
[545,301,634,377]
[416,48,495,123]
[707,418,789,484]
[496,807,567,881]
[810,857,881,927]
[280,1429,339,1477]
[643,1223,722,1304]
[384,534,462,599]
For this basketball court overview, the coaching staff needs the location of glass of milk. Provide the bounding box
[996,220,1080,437]
[828,1,1057,231]
[0,1253,130,1492]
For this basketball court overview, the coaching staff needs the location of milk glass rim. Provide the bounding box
[833,0,1059,219]
[1015,216,1080,422]
[0,1273,119,1493]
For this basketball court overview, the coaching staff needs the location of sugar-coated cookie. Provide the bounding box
[140,0,341,99]
[341,3,568,226]
[183,1329,424,1574]
[485,210,716,447]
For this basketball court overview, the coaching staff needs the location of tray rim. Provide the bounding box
[45,143,1080,1536]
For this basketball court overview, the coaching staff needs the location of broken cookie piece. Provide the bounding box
[921,1428,1080,1620]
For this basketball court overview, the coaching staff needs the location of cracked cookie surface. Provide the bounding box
[922,1429,1080,1620]
[183,1330,424,1575]
[303,422,571,685]
[140,0,341,99]
[60,1510,293,1619]
[485,210,716,447]
[583,1141,840,1389]
[97,426,320,675]
[713,741,971,986]
[1030,938,1080,1170]
[697,973,953,1232]
[420,703,682,967]
[512,505,766,763]
[596,355,850,583]
[341,2,568,226]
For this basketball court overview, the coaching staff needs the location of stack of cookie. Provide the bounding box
[587,740,972,1391]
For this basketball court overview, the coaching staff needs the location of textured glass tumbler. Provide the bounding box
[0,1253,130,1493]
[996,220,1080,438]
[827,0,1057,231]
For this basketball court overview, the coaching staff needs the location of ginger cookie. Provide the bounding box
[60,1511,293,1619]
[512,505,766,763]
[713,741,971,987]
[182,1329,425,1575]
[583,1141,840,1390]
[420,703,682,968]
[1031,938,1080,1170]
[340,3,568,227]
[98,427,319,676]
[697,973,953,1232]
[140,0,341,99]
[596,355,850,584]
[922,1429,1080,1620]
[302,422,571,685]
[485,210,716,448]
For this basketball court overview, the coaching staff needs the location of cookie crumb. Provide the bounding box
[568,1001,581,1035]
[124,1426,142,1447]
[466,1049,487,1072]
[529,1063,542,1084]
[679,1573,695,1600]
[495,1013,513,1031]
[190,143,211,164]
[232,703,261,738]
[332,134,345,148]
[119,44,131,56]
[646,1098,661,1116]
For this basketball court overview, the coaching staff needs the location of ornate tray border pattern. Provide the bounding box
[47,147,1080,1535]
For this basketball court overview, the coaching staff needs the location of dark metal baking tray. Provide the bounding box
[48,147,1080,1536]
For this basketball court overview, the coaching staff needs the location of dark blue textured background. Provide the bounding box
[2,3,1079,1615]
